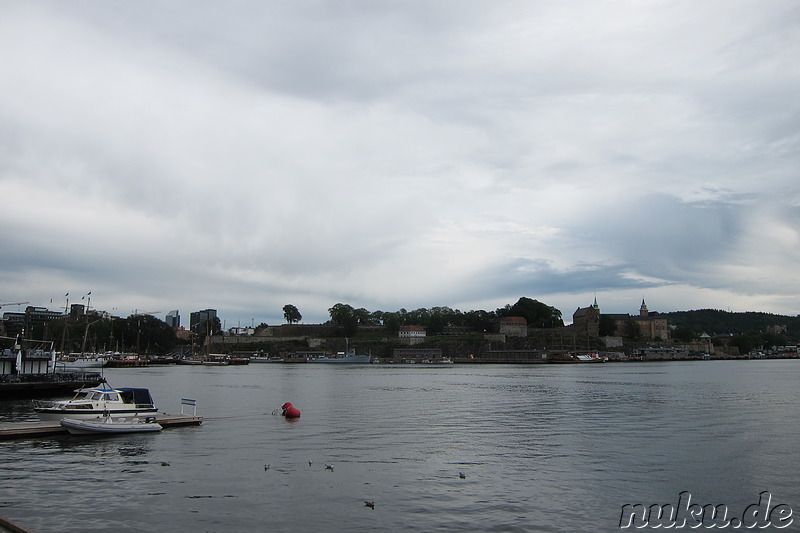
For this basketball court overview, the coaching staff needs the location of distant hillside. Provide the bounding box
[662,309,800,340]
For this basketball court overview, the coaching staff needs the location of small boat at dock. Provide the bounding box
[33,387,158,421]
[60,415,162,435]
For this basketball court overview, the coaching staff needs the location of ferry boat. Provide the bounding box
[307,349,371,364]
[33,387,158,421]
[250,356,284,363]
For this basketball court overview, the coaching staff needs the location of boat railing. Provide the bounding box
[180,398,197,416]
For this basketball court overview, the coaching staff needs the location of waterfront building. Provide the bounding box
[631,299,670,340]
[399,325,426,338]
[499,316,528,337]
[572,297,600,339]
[633,347,689,360]
[1,306,63,337]
[604,299,670,340]
[573,298,669,341]
[228,326,255,336]
[479,349,548,363]
[399,325,426,346]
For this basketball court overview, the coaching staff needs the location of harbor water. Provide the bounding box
[1,360,798,532]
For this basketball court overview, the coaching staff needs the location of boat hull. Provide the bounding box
[60,417,162,435]
[307,356,371,363]
[36,406,158,422]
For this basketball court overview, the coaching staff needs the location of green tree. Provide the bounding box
[729,333,759,355]
[406,308,431,327]
[624,319,642,339]
[599,314,617,337]
[463,310,495,332]
[503,297,564,328]
[353,307,373,325]
[283,304,302,324]
[328,303,358,337]
[428,310,445,335]
[381,312,401,332]
[672,325,696,343]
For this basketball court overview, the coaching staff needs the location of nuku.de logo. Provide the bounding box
[619,491,793,529]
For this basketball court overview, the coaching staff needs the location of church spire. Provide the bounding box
[639,298,648,317]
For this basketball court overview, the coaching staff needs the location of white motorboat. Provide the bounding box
[60,415,162,435]
[34,387,158,421]
[575,353,606,363]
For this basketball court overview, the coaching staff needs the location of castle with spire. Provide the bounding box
[572,297,670,340]
[572,296,601,338]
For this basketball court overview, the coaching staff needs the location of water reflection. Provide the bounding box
[0,361,798,533]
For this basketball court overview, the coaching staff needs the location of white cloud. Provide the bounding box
[1,1,798,325]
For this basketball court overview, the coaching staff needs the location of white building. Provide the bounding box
[399,325,426,338]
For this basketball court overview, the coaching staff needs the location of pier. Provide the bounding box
[0,413,202,441]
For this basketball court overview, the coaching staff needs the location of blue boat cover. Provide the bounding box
[117,388,154,406]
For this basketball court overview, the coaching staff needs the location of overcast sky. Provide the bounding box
[1,1,798,327]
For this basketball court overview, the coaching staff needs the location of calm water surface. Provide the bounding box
[1,360,798,532]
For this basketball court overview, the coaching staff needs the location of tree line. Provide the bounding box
[19,301,795,357]
[292,297,565,337]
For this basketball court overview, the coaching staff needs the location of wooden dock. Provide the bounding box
[0,413,202,441]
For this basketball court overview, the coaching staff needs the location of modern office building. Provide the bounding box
[1,306,63,337]
[166,310,180,329]
[190,309,217,333]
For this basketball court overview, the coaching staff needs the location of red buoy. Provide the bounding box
[281,402,301,418]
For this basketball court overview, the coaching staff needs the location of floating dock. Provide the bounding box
[0,413,202,441]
